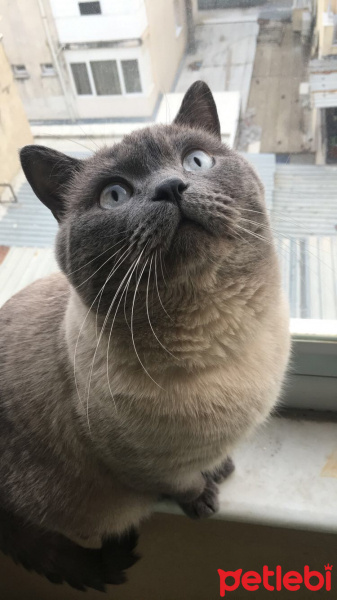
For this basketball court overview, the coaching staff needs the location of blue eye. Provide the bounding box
[99,183,132,209]
[183,150,214,172]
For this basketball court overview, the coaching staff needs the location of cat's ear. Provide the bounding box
[173,81,221,140]
[20,145,82,222]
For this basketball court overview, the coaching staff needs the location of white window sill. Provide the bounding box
[158,416,337,533]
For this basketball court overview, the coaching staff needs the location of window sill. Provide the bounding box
[157,416,337,533]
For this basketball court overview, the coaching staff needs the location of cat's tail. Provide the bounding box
[0,506,139,592]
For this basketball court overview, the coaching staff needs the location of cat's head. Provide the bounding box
[20,81,272,310]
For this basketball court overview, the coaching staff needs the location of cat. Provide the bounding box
[0,81,290,591]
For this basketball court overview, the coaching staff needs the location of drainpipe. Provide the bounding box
[36,0,77,121]
[184,0,196,54]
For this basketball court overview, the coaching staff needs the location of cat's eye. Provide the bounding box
[183,150,214,172]
[99,183,132,209]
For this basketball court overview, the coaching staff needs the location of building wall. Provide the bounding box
[49,0,148,44]
[144,0,187,95]
[0,38,33,185]
[316,0,337,58]
[0,0,186,121]
[0,0,73,120]
[60,0,187,119]
[64,42,158,118]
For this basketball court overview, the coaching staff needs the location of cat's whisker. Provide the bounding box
[146,255,178,360]
[235,224,274,246]
[240,217,337,276]
[123,271,132,332]
[74,241,130,290]
[73,267,117,412]
[72,123,101,151]
[94,243,135,338]
[154,251,173,321]
[106,259,141,409]
[65,235,128,279]
[85,254,144,431]
[131,254,165,391]
[159,249,168,288]
[64,137,99,154]
[74,244,134,412]
[241,207,336,252]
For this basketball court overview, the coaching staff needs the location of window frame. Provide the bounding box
[40,63,56,77]
[11,64,29,80]
[282,321,337,412]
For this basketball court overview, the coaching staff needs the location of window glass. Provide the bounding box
[78,2,101,16]
[70,63,92,95]
[90,60,122,95]
[121,60,142,94]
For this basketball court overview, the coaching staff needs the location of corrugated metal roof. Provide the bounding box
[0,151,88,249]
[0,247,58,308]
[309,58,337,108]
[0,182,58,248]
[272,164,337,236]
[272,164,337,319]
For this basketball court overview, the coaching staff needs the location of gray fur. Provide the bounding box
[0,82,290,584]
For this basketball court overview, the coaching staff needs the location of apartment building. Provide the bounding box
[310,0,337,162]
[0,33,33,192]
[0,0,187,121]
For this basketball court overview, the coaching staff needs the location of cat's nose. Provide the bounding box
[152,178,188,203]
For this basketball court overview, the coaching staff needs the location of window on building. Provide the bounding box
[78,2,101,16]
[40,63,56,77]
[121,60,142,94]
[11,64,29,79]
[90,61,122,95]
[70,63,92,95]
[70,59,142,97]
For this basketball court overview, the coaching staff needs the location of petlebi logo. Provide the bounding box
[218,564,333,596]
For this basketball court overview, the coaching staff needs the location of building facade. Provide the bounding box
[0,34,33,190]
[0,0,187,122]
[310,0,337,162]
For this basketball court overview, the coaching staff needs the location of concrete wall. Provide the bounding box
[0,0,73,120]
[316,0,337,58]
[0,0,186,121]
[0,38,33,186]
[144,0,187,95]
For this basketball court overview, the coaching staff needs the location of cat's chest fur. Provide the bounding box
[65,277,289,481]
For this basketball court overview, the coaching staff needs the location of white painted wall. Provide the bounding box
[49,0,148,43]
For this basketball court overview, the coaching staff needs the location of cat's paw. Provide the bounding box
[179,478,219,519]
[206,456,235,484]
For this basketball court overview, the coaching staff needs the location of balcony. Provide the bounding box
[49,0,148,45]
